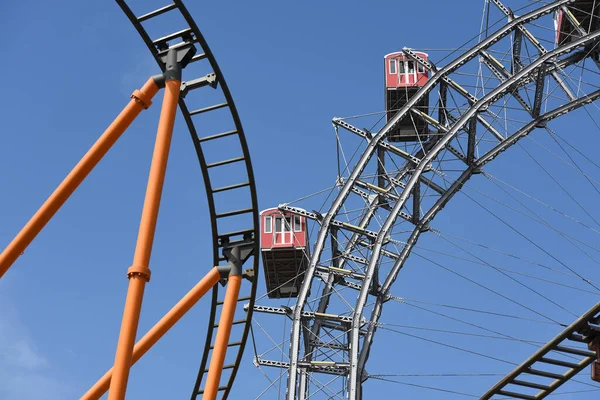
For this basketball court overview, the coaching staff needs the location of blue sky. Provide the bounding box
[2,0,600,399]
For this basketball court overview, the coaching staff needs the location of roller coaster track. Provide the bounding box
[116,1,259,398]
[250,0,600,398]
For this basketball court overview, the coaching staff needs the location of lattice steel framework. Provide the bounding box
[251,0,600,398]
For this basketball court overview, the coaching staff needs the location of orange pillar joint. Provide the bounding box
[81,267,221,400]
[202,246,245,400]
[0,77,161,280]
[107,45,197,400]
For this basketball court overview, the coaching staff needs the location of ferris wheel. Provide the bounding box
[249,0,600,398]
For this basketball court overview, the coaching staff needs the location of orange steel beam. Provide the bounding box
[202,272,243,400]
[81,267,221,400]
[0,77,160,279]
[107,78,181,400]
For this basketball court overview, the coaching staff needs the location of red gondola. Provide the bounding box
[555,1,600,46]
[260,208,309,298]
[384,51,430,142]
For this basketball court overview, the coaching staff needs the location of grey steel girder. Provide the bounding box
[351,30,600,397]
[491,0,577,100]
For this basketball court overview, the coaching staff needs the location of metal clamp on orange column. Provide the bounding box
[127,264,151,282]
[131,87,155,110]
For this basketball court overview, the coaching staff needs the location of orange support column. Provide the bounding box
[81,267,221,400]
[0,77,160,279]
[107,75,181,400]
[202,271,243,399]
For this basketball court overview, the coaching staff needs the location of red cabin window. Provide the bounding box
[389,59,396,74]
[264,215,272,233]
[274,217,282,233]
[294,216,302,232]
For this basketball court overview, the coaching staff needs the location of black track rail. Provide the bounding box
[116,1,259,398]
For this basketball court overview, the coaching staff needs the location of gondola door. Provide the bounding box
[274,215,292,245]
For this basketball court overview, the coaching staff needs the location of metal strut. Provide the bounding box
[109,45,195,400]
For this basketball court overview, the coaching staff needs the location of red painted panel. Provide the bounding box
[260,208,307,250]
[384,51,429,89]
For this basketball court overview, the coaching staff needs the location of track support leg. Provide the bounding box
[108,50,183,400]
[0,77,161,279]
[202,247,244,400]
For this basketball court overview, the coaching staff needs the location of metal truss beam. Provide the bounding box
[350,26,600,398]
[491,0,577,100]
[255,358,349,376]
[285,4,590,398]
[333,118,424,165]
[279,205,381,241]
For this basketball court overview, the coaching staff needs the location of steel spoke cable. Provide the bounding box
[254,364,287,400]
[550,128,600,171]
[377,325,517,366]
[376,322,545,344]
[518,139,600,232]
[284,184,338,207]
[483,171,600,235]
[304,372,345,400]
[438,234,579,317]
[397,299,567,352]
[546,124,600,198]
[477,169,600,269]
[370,373,505,378]
[523,135,600,189]
[455,173,600,260]
[407,240,600,294]
[254,319,289,360]
[412,251,566,324]
[431,228,600,283]
[432,172,600,286]
[301,328,353,366]
[547,388,600,396]
[390,296,562,325]
[459,186,600,292]
[307,375,345,400]
[385,299,584,365]
[368,376,480,398]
